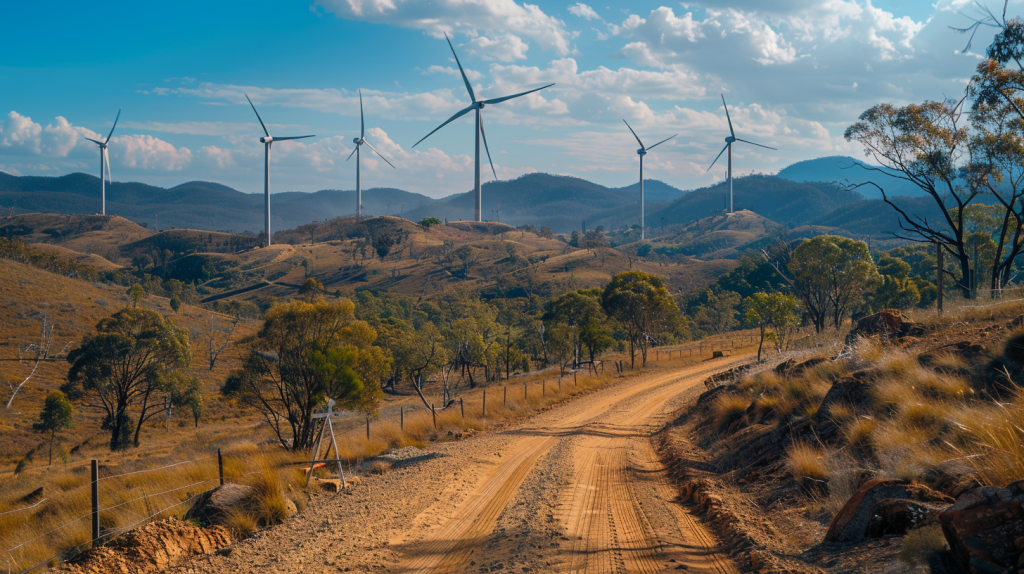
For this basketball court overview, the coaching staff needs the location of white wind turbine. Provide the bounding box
[347,90,396,219]
[623,120,676,240]
[706,94,776,213]
[83,110,120,216]
[245,94,314,247]
[414,33,554,222]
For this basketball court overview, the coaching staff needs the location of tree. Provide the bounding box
[601,271,681,367]
[165,372,204,428]
[744,292,799,362]
[420,217,441,228]
[222,299,389,450]
[692,289,742,336]
[128,283,146,307]
[789,236,880,331]
[202,314,238,371]
[6,313,65,408]
[33,391,74,465]
[299,277,324,301]
[538,226,555,239]
[170,296,182,313]
[61,308,191,450]
[545,289,613,370]
[845,97,983,298]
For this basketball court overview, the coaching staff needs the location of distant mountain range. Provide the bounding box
[0,156,946,236]
[777,156,928,198]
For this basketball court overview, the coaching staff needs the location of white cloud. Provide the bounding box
[425,65,483,82]
[462,33,530,62]
[568,3,600,21]
[112,135,192,171]
[316,0,572,56]
[0,112,86,157]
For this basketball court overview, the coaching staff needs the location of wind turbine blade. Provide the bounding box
[479,114,498,181]
[445,32,476,103]
[245,94,270,137]
[412,105,474,148]
[84,137,103,146]
[359,89,365,139]
[346,146,358,161]
[481,84,554,106]
[104,148,112,184]
[364,140,397,169]
[622,120,645,149]
[735,137,777,151]
[271,135,315,141]
[720,94,736,139]
[706,143,729,172]
[105,109,121,144]
[647,134,677,150]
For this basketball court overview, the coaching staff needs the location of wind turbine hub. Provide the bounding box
[725,136,736,143]
[260,136,274,144]
[477,102,485,110]
[637,149,647,156]
[353,138,363,145]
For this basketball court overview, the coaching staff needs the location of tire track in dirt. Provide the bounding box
[393,357,747,573]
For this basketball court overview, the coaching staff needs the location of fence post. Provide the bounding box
[482,389,486,418]
[574,371,577,386]
[524,382,527,401]
[504,386,507,406]
[543,380,546,395]
[432,404,436,429]
[366,417,370,440]
[460,397,464,418]
[218,449,224,486]
[91,459,99,545]
[400,407,404,430]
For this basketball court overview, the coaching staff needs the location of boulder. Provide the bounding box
[825,479,953,543]
[846,310,924,344]
[184,484,255,526]
[817,375,872,417]
[774,356,829,378]
[703,364,752,390]
[865,498,943,537]
[939,481,1024,573]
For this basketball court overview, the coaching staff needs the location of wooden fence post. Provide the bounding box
[400,407,404,430]
[460,397,464,418]
[524,382,527,401]
[483,389,486,418]
[218,449,224,486]
[543,380,546,395]
[91,459,99,545]
[574,371,577,386]
[366,417,370,440]
[503,386,507,406]
[432,404,436,429]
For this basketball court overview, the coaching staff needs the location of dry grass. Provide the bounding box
[845,417,877,450]
[369,460,392,474]
[786,443,829,482]
[713,395,751,429]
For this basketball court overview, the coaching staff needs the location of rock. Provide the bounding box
[847,310,924,344]
[918,341,987,370]
[939,481,1024,573]
[865,498,943,537]
[825,479,953,543]
[817,376,872,418]
[703,365,752,390]
[774,357,829,378]
[184,484,255,526]
[285,496,297,517]
[58,518,230,574]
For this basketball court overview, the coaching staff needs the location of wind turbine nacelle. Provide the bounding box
[260,136,274,144]
[353,137,363,145]
[725,136,736,143]
[637,149,647,156]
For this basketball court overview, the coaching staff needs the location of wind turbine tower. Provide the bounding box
[84,110,120,215]
[245,94,314,247]
[347,90,396,218]
[706,94,777,214]
[623,120,675,240]
[414,33,554,222]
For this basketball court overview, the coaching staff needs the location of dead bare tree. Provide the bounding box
[6,314,68,408]
[204,314,239,371]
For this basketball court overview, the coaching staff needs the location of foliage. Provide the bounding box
[33,391,74,465]
[420,217,441,228]
[691,289,742,337]
[789,236,880,331]
[299,277,324,301]
[223,299,389,450]
[61,307,191,450]
[601,271,683,367]
[743,292,799,361]
[127,283,146,307]
[544,288,614,370]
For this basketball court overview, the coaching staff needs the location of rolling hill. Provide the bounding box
[776,155,928,198]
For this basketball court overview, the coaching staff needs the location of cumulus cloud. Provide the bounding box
[316,0,572,58]
[568,3,600,21]
[112,135,192,171]
[0,112,87,157]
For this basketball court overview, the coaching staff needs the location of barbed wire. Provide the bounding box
[0,499,48,517]
[98,479,217,513]
[98,455,216,482]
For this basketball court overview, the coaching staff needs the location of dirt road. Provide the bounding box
[179,356,746,574]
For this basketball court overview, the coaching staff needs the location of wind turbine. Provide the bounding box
[346,90,396,219]
[84,110,120,216]
[623,120,675,240]
[245,94,314,247]
[707,94,776,214]
[414,33,554,222]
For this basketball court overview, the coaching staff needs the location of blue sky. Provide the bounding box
[0,0,1012,198]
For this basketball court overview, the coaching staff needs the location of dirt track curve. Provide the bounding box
[178,356,747,574]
